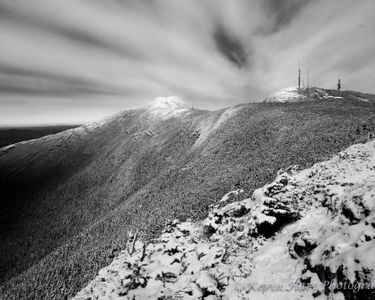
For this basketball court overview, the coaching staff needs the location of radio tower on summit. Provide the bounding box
[298,62,301,90]
[337,74,341,91]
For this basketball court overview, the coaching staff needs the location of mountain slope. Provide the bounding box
[1,92,375,299]
[74,139,375,300]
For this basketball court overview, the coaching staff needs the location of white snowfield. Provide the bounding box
[73,140,375,300]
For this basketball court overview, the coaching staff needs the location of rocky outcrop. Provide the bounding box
[73,169,306,299]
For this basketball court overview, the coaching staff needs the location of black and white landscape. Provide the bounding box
[1,1,375,300]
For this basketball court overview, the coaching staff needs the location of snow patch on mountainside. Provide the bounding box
[194,106,241,148]
[73,140,375,300]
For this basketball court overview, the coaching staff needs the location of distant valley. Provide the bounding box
[0,125,80,148]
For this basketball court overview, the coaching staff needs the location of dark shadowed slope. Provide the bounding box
[1,91,375,299]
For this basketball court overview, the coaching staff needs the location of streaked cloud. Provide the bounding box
[0,0,374,125]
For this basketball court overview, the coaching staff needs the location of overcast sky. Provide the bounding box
[0,0,374,126]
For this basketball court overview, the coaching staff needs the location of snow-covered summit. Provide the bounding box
[264,86,306,103]
[145,96,190,119]
[264,86,334,103]
[147,96,188,110]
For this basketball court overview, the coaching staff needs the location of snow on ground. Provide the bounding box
[264,87,307,103]
[264,87,331,103]
[148,97,188,110]
[73,140,375,300]
[194,106,241,148]
[144,96,190,120]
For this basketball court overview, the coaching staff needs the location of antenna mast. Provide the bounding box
[306,69,310,94]
[298,62,301,90]
[337,74,341,91]
[307,70,309,89]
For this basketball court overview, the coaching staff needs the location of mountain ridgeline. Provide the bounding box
[1,89,375,299]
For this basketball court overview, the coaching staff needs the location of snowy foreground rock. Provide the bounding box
[74,141,375,300]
